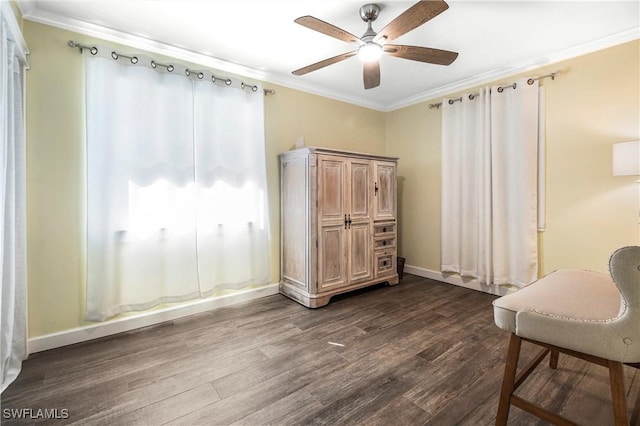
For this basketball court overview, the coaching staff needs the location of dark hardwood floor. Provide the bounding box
[2,274,639,425]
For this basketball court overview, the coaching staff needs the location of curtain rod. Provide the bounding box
[427,71,561,109]
[67,40,275,96]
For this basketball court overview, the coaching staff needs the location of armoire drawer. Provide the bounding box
[375,251,396,277]
[373,222,395,236]
[374,237,396,249]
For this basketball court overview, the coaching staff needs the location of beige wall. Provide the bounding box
[23,21,639,339]
[387,40,640,276]
[23,21,386,337]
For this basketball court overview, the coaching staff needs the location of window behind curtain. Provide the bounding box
[1,7,28,392]
[441,78,541,289]
[84,48,270,321]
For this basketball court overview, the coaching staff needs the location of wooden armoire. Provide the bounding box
[279,147,399,308]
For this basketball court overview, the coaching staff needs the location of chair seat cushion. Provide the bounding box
[493,269,621,333]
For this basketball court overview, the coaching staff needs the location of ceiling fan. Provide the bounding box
[292,0,458,90]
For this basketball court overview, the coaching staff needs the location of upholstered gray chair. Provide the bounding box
[493,246,640,425]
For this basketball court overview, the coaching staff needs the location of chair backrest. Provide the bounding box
[609,246,640,361]
[610,246,640,315]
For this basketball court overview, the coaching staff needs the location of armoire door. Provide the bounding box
[374,161,397,221]
[347,159,373,284]
[317,155,348,290]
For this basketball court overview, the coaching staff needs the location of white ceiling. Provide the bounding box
[18,0,640,111]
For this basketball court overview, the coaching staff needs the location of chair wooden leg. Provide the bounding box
[496,337,633,425]
[549,349,559,369]
[631,382,640,426]
[608,360,629,426]
[496,334,522,426]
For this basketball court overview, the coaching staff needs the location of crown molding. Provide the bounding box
[2,1,30,66]
[19,3,639,113]
[20,5,387,111]
[387,27,640,112]
[15,0,35,18]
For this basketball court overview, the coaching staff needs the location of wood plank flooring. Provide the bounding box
[2,274,639,425]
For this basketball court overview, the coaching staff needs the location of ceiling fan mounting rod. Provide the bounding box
[359,4,380,22]
[359,4,380,42]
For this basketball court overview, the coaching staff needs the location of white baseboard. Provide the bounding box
[27,284,280,354]
[28,269,513,354]
[404,264,516,297]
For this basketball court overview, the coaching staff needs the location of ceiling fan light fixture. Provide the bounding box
[358,42,382,63]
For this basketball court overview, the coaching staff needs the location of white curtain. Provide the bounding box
[1,16,28,392]
[490,80,540,286]
[85,49,270,321]
[441,78,540,288]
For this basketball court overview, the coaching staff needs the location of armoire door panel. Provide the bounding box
[318,225,347,290]
[349,222,373,283]
[349,160,372,221]
[318,157,346,222]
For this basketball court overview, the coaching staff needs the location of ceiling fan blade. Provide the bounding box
[374,0,449,43]
[363,60,380,90]
[295,16,361,44]
[292,51,357,76]
[384,44,458,65]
